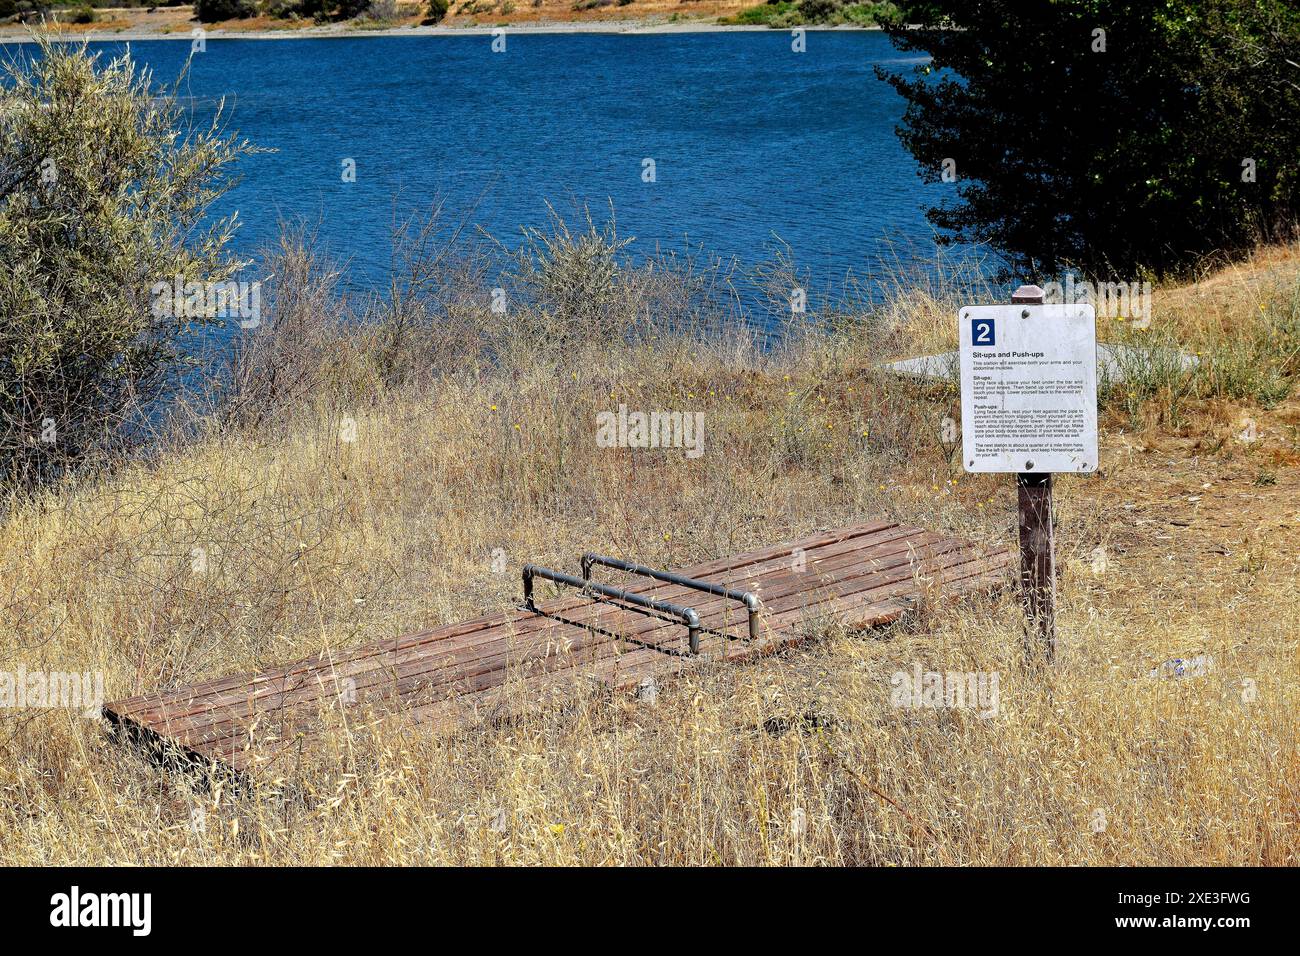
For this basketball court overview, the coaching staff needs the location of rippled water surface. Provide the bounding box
[37,32,976,304]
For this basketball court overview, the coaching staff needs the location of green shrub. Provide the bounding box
[0,39,255,486]
[70,4,96,22]
[719,2,799,26]
[193,0,256,19]
[840,2,894,25]
[424,0,447,21]
[265,0,329,18]
[358,0,396,18]
[722,0,893,25]
[797,0,838,20]
[11,0,47,22]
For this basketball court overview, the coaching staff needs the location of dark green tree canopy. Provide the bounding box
[878,0,1300,278]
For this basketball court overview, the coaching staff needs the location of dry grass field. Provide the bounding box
[0,231,1297,865]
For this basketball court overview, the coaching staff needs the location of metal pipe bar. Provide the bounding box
[581,553,762,642]
[522,564,702,654]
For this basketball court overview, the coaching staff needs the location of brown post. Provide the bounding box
[1010,284,1057,663]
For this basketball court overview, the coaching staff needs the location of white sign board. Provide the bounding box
[959,303,1098,474]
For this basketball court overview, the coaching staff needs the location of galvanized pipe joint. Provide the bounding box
[580,553,762,643]
[522,563,703,654]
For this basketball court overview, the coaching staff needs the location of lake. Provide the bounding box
[19,31,985,316]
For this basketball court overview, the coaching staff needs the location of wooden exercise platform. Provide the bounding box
[103,520,1010,772]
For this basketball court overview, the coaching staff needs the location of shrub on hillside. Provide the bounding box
[359,0,397,18]
[0,40,255,486]
[797,0,838,20]
[424,0,447,21]
[9,0,50,22]
[265,0,330,18]
[335,0,371,17]
[193,0,256,19]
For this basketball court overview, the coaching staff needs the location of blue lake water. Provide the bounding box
[12,32,986,315]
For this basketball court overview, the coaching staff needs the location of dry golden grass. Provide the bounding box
[0,246,1297,866]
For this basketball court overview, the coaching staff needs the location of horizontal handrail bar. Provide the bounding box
[522,564,702,654]
[581,553,761,642]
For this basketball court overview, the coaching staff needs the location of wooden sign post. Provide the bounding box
[958,284,1098,664]
[1010,285,1056,662]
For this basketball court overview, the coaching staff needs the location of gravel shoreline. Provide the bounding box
[0,20,879,43]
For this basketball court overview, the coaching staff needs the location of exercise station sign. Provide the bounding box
[959,302,1098,474]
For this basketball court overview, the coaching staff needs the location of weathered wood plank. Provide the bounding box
[103,521,1012,772]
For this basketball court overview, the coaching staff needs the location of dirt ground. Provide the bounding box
[0,2,769,40]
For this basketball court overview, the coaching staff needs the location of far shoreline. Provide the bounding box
[0,19,882,44]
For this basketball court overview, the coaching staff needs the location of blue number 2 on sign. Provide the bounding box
[971,317,996,346]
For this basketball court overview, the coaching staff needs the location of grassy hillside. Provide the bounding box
[0,234,1297,865]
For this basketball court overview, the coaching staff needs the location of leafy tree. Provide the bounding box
[877,1,1300,278]
[0,40,255,485]
[425,0,448,22]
